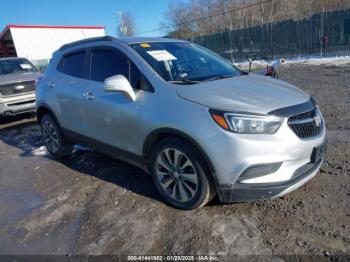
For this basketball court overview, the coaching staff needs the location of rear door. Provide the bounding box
[53,49,90,135]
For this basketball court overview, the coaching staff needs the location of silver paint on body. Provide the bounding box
[36,37,326,200]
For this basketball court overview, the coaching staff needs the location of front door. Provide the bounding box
[83,47,142,155]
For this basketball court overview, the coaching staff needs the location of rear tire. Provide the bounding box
[149,137,215,210]
[40,115,72,158]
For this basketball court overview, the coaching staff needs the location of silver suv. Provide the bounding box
[0,57,40,117]
[36,36,327,210]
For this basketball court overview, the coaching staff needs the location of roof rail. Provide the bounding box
[59,36,116,51]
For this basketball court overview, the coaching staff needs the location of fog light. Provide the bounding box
[237,162,282,183]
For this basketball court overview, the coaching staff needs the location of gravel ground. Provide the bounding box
[0,63,349,260]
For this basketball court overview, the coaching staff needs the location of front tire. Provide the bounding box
[149,138,215,210]
[40,115,72,158]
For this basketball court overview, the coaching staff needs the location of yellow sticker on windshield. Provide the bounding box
[140,43,151,48]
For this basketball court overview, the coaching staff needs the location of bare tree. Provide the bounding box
[160,1,193,39]
[161,0,350,39]
[117,11,136,38]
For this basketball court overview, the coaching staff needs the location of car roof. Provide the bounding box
[58,36,188,51]
[119,37,186,45]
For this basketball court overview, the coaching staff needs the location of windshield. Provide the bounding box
[130,42,242,84]
[0,59,37,75]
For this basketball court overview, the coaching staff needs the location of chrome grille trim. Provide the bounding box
[287,108,322,139]
[268,98,316,118]
[0,81,36,97]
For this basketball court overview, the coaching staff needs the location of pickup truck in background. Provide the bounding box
[0,57,40,117]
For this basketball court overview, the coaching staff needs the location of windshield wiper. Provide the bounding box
[168,75,235,84]
[168,79,199,85]
[202,74,235,82]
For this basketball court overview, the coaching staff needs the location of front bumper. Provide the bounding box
[218,157,323,202]
[199,113,326,202]
[0,94,36,116]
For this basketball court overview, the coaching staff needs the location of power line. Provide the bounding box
[135,0,273,36]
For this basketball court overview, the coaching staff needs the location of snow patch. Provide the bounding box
[31,146,48,156]
[285,56,350,66]
[235,56,350,68]
[72,144,92,153]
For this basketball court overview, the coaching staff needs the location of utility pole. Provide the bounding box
[260,0,264,57]
[224,0,233,31]
[224,0,233,62]
[208,0,212,34]
[117,11,126,38]
[320,8,325,57]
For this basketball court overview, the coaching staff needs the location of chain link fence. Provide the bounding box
[190,8,350,62]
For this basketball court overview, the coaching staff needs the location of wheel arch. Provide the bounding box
[36,103,60,125]
[142,128,216,174]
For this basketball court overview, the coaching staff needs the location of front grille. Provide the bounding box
[0,81,36,97]
[288,108,322,139]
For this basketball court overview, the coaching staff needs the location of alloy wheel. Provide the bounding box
[42,120,59,153]
[155,148,198,202]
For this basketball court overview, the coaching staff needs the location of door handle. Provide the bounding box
[47,81,55,88]
[83,92,95,101]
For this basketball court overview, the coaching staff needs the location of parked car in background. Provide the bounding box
[36,36,327,210]
[0,57,40,117]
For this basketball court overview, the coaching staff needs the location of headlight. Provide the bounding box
[210,110,283,134]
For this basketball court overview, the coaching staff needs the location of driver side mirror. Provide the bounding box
[104,75,136,101]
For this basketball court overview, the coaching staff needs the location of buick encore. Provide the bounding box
[36,36,327,210]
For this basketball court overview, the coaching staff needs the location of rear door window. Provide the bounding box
[59,51,85,78]
[90,49,128,82]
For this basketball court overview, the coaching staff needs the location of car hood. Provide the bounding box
[0,72,41,85]
[176,73,310,114]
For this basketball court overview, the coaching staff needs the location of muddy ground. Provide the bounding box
[0,63,349,260]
